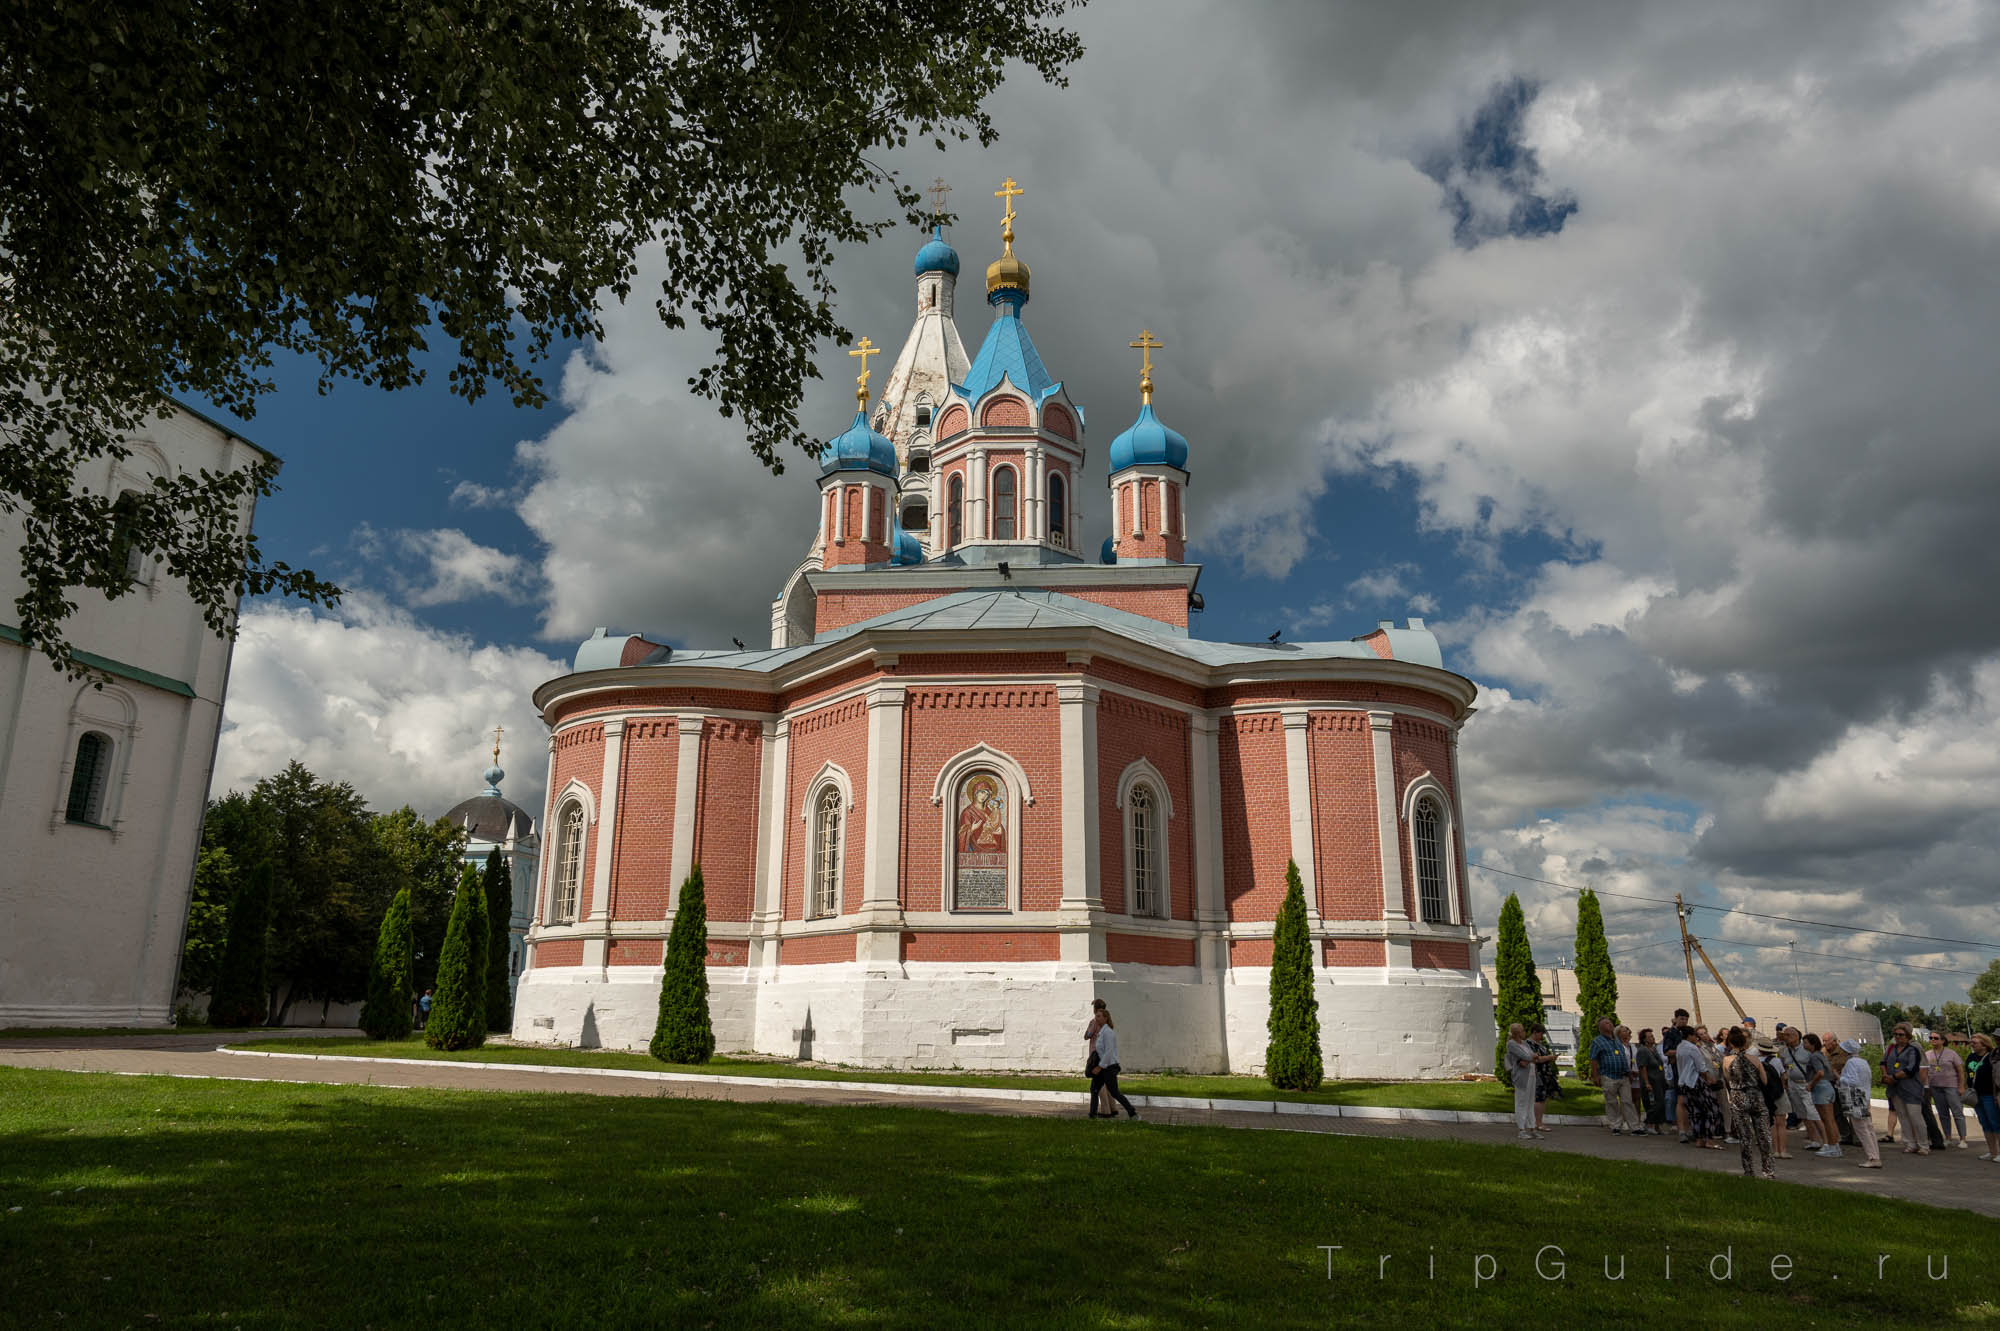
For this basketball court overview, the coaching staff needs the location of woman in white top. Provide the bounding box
[1090,1007,1139,1120]
[1833,1040,1883,1168]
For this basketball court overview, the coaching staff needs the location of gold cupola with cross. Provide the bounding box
[984,177,1031,301]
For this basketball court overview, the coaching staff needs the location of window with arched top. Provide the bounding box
[65,731,112,825]
[550,802,585,923]
[109,490,145,586]
[992,466,1017,540]
[1047,473,1066,547]
[1129,784,1162,917]
[810,785,843,918]
[947,474,964,547]
[901,501,928,533]
[916,404,933,428]
[1414,795,1447,923]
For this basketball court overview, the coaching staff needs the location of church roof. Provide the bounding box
[955,305,1059,406]
[913,228,960,277]
[444,792,534,844]
[821,410,898,477]
[1108,403,1190,473]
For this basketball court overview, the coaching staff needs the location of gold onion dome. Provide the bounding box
[986,176,1031,300]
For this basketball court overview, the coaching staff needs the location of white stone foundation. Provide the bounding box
[512,963,1494,1078]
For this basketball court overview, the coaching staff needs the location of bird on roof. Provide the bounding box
[1268,630,1282,642]
[732,637,746,650]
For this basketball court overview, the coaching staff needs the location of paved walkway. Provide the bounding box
[3,1031,1995,1218]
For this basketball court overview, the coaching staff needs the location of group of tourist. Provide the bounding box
[1505,1012,2000,1178]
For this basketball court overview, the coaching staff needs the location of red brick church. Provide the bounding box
[513,181,1490,1075]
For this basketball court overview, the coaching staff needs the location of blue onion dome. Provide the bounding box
[1100,536,1117,565]
[914,226,960,277]
[893,526,923,565]
[1107,403,1190,474]
[482,764,505,794]
[820,411,898,477]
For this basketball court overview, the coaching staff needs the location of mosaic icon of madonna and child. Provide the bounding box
[953,773,1008,908]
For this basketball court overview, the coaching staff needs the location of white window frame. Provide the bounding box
[1401,774,1460,926]
[51,684,137,835]
[930,744,1035,914]
[540,777,597,925]
[105,441,172,597]
[1115,758,1174,919]
[800,761,855,919]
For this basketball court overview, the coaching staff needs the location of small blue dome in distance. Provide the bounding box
[893,526,923,566]
[821,411,898,478]
[1107,403,1190,474]
[914,227,960,277]
[1100,536,1117,565]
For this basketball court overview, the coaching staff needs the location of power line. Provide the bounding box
[1694,935,1990,979]
[1471,862,2000,953]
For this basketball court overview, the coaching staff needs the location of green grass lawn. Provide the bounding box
[0,1068,1989,1327]
[232,1037,1610,1115]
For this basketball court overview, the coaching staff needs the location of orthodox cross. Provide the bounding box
[849,336,879,408]
[1129,329,1163,404]
[491,724,504,767]
[994,177,1023,253]
[927,177,952,221]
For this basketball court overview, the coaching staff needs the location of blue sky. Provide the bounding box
[201,0,2000,1011]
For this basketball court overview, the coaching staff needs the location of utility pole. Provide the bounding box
[1790,941,1807,1029]
[1675,893,1703,1028]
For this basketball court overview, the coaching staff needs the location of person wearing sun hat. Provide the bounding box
[1834,1039,1884,1167]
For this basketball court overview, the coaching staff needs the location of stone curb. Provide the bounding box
[215,1046,1607,1125]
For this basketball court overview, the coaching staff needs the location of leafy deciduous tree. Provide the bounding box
[371,806,468,991]
[176,845,235,1001]
[206,860,273,1027]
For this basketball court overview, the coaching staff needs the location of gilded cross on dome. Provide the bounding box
[491,725,504,766]
[994,177,1023,253]
[1129,329,1163,404]
[848,336,880,408]
[927,177,952,220]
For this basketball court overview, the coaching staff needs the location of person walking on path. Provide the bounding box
[1635,1029,1668,1135]
[1801,1034,1841,1158]
[1083,1000,1114,1118]
[1087,1006,1138,1121]
[1676,1025,1724,1149]
[1832,1039,1884,1167]
[1527,1023,1560,1131]
[1924,1033,1969,1149]
[1968,1033,2000,1161]
[1722,1026,1777,1179]
[417,989,433,1031]
[1883,1023,1930,1155]
[1588,1018,1639,1135]
[1662,1009,1691,1134]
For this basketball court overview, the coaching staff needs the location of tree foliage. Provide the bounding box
[177,845,235,1000]
[0,0,1084,672]
[206,860,273,1027]
[1492,893,1543,1076]
[651,865,715,1065]
[425,865,488,1052]
[483,848,514,1034]
[360,887,415,1040]
[371,805,468,991]
[1265,860,1323,1092]
[1969,959,2000,1033]
[1572,889,1618,1035]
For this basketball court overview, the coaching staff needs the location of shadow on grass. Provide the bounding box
[0,1069,1989,1328]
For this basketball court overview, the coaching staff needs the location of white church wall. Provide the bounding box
[1222,968,1495,1080]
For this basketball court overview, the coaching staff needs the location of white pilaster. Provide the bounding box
[1189,710,1227,976]
[667,714,705,913]
[749,718,786,974]
[581,719,625,972]
[1369,710,1409,922]
[1447,725,1471,926]
[1057,680,1103,964]
[970,446,988,540]
[1280,708,1322,929]
[858,685,907,969]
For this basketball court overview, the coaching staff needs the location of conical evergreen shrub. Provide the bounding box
[207,860,274,1027]
[651,864,715,1064]
[1492,892,1544,1075]
[1572,888,1619,1036]
[360,887,415,1040]
[1265,859,1323,1091]
[483,848,514,1034]
[424,864,488,1051]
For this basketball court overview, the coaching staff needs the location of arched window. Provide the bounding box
[901,501,928,532]
[65,731,111,825]
[915,404,933,427]
[947,474,964,547]
[109,490,144,585]
[1047,473,1066,547]
[550,802,585,923]
[1414,795,1447,923]
[992,466,1017,540]
[810,785,843,917]
[1129,784,1162,917]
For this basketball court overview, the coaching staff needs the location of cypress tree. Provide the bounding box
[483,848,514,1034]
[1572,889,1619,1035]
[207,860,274,1027]
[1265,859,1323,1091]
[424,864,488,1051]
[359,888,415,1040]
[651,864,715,1064]
[1492,892,1544,1076]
